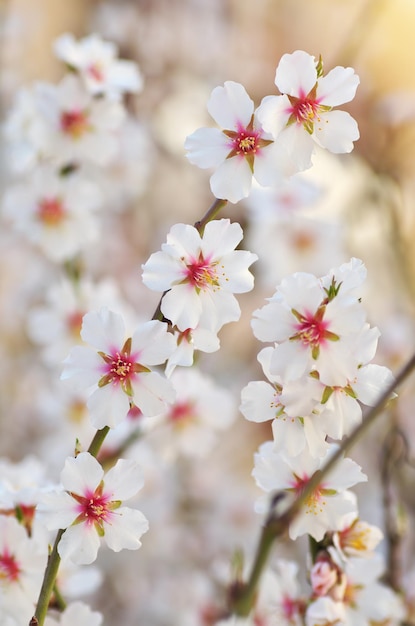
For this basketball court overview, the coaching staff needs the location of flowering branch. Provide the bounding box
[229,350,415,617]
[31,427,111,625]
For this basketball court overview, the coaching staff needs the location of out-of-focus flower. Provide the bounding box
[0,515,47,623]
[33,75,125,167]
[26,277,133,366]
[53,32,143,98]
[147,367,236,459]
[332,518,384,560]
[40,452,148,565]
[257,50,360,175]
[61,308,176,429]
[305,596,346,626]
[44,601,103,626]
[2,168,101,262]
[142,219,257,331]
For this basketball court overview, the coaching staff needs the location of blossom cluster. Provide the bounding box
[234,258,404,624]
[0,26,410,626]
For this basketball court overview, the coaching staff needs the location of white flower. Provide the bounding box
[61,308,176,429]
[318,363,395,440]
[148,368,236,459]
[142,219,257,332]
[251,261,372,387]
[26,277,133,365]
[2,168,101,262]
[240,346,328,458]
[332,518,384,560]
[305,597,346,626]
[185,81,287,203]
[33,74,125,167]
[252,442,367,541]
[54,32,143,98]
[257,50,360,175]
[0,515,47,623]
[44,601,103,626]
[342,554,406,626]
[39,452,149,565]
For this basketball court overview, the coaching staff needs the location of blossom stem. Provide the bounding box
[229,350,415,616]
[194,197,228,235]
[32,529,64,625]
[31,426,110,626]
[151,197,228,321]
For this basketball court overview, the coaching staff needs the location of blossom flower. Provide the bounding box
[257,50,360,175]
[142,219,257,331]
[305,596,346,626]
[340,554,406,625]
[240,346,328,458]
[54,32,143,98]
[317,362,395,440]
[2,167,101,262]
[147,367,236,459]
[39,452,149,565]
[251,259,376,387]
[33,74,125,167]
[61,308,176,429]
[252,442,367,541]
[0,515,47,623]
[26,277,133,365]
[185,81,288,203]
[44,601,103,626]
[332,518,384,559]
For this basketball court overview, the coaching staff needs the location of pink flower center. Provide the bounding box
[184,254,221,291]
[87,63,104,82]
[109,353,134,381]
[295,312,329,348]
[168,401,195,428]
[0,550,20,582]
[98,338,149,393]
[60,109,91,138]
[232,129,260,155]
[281,595,298,621]
[291,98,319,124]
[72,486,113,527]
[290,473,328,516]
[37,197,66,226]
[66,310,84,338]
[290,306,339,359]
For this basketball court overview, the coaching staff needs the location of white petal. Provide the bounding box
[256,94,291,138]
[103,507,148,552]
[104,459,144,500]
[61,346,102,390]
[161,283,203,330]
[132,371,175,417]
[201,219,243,259]
[313,110,359,153]
[184,127,231,168]
[240,381,277,422]
[275,50,317,96]
[81,308,126,352]
[58,524,100,565]
[61,452,103,494]
[207,81,254,129]
[40,491,78,529]
[210,156,253,203]
[131,320,175,365]
[141,250,184,291]
[87,383,131,429]
[317,66,360,106]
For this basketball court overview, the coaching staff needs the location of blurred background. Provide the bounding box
[1,0,415,624]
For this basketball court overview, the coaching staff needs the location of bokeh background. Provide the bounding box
[1,1,415,624]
